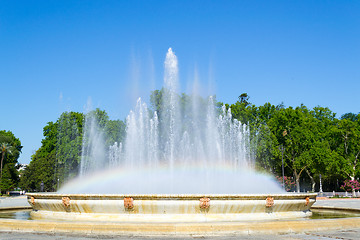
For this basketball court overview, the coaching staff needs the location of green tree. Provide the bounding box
[21,120,58,191]
[20,112,83,191]
[0,143,12,184]
[305,106,337,192]
[0,163,18,192]
[56,112,84,183]
[238,93,250,106]
[19,150,56,192]
[21,108,128,191]
[0,130,22,193]
[251,103,278,172]
[332,117,360,196]
[268,105,317,192]
[150,89,164,116]
[229,101,278,173]
[86,108,109,129]
[341,112,359,122]
[105,120,126,146]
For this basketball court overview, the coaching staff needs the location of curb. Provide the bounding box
[0,206,32,212]
[1,217,360,236]
[311,206,360,214]
[0,206,360,236]
[0,211,360,237]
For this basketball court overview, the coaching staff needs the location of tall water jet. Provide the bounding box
[29,48,316,226]
[162,48,180,170]
[61,47,280,194]
[123,98,157,168]
[79,108,106,176]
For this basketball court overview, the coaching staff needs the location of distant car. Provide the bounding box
[7,191,21,196]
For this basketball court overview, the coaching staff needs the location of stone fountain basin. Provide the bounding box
[27,193,317,222]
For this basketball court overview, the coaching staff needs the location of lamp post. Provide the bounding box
[281,129,287,191]
[319,174,323,196]
[280,145,285,190]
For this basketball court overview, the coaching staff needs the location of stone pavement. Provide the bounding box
[1,230,360,240]
[0,196,30,209]
[313,198,360,210]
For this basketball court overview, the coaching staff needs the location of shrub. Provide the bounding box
[276,176,296,192]
[340,179,360,192]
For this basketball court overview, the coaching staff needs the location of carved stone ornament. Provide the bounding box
[124,197,134,210]
[305,196,310,206]
[199,197,210,210]
[30,196,35,205]
[266,196,274,207]
[62,196,71,208]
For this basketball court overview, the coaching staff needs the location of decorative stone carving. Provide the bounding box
[62,196,71,208]
[199,197,210,210]
[124,197,134,210]
[266,196,274,207]
[305,196,310,206]
[30,196,35,206]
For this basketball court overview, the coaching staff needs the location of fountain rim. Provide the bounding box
[26,192,317,200]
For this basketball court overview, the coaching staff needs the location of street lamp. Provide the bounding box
[281,129,287,191]
[280,145,285,190]
[319,174,323,196]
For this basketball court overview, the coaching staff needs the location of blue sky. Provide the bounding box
[1,0,359,164]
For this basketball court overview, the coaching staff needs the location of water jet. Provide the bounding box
[28,48,315,226]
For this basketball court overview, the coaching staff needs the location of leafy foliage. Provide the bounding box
[16,90,360,194]
[275,176,296,192]
[0,130,22,193]
[340,179,360,192]
[20,110,126,191]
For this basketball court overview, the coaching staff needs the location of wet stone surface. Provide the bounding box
[0,210,31,220]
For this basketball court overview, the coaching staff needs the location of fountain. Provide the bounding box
[27,48,316,223]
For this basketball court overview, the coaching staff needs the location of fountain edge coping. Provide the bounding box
[26,193,317,200]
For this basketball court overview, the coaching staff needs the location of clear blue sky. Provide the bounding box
[1,0,359,164]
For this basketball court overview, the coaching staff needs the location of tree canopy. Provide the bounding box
[15,91,360,194]
[0,130,22,193]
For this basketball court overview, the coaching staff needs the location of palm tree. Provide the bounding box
[0,143,13,193]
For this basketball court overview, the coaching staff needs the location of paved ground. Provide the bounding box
[314,198,360,210]
[1,230,360,240]
[1,196,360,239]
[0,196,30,209]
